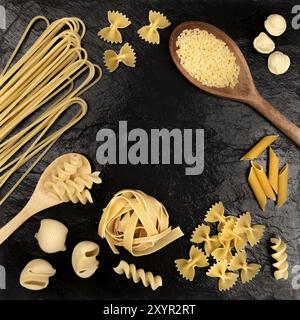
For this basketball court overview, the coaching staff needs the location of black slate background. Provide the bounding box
[0,0,300,300]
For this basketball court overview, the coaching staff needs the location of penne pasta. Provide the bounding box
[240,135,279,160]
[251,161,276,200]
[248,167,267,210]
[277,164,288,207]
[268,147,279,194]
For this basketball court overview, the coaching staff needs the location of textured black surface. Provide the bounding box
[0,0,300,300]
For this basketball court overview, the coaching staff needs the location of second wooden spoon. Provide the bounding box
[169,21,300,146]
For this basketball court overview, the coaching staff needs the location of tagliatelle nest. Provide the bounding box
[98,189,184,256]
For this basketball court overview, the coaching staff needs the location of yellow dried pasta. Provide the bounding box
[206,260,239,291]
[103,43,136,73]
[248,167,267,210]
[191,223,221,256]
[98,189,184,256]
[138,10,171,44]
[219,218,247,251]
[268,147,279,194]
[234,212,265,247]
[271,238,288,280]
[277,164,288,207]
[251,161,276,201]
[176,29,240,88]
[228,250,261,284]
[114,260,162,290]
[44,154,102,204]
[175,245,208,281]
[240,135,279,160]
[98,11,131,43]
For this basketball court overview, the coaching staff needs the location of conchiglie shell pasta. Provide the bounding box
[35,219,68,253]
[19,259,56,291]
[72,241,100,278]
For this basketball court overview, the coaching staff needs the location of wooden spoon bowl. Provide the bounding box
[0,153,92,245]
[169,21,300,146]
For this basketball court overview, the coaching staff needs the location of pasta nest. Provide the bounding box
[98,189,184,256]
[44,154,101,204]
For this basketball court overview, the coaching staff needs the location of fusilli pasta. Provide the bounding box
[271,237,288,280]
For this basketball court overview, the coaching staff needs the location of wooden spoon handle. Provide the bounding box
[248,93,300,146]
[0,206,32,245]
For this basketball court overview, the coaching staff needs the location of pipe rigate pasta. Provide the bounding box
[271,238,288,280]
[113,260,162,290]
[137,11,171,44]
[233,213,265,247]
[228,250,261,284]
[175,245,208,281]
[191,223,221,256]
[206,260,239,291]
[44,154,102,204]
[103,43,136,73]
[71,241,100,278]
[98,189,184,257]
[35,219,68,253]
[98,11,131,44]
[19,259,56,291]
[240,135,279,160]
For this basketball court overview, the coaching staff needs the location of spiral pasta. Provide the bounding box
[98,189,184,256]
[113,260,162,290]
[44,154,102,204]
[271,237,289,280]
[0,17,102,205]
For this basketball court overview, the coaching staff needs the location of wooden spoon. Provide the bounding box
[0,153,92,245]
[169,21,300,146]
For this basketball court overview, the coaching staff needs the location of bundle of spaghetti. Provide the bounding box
[0,16,102,204]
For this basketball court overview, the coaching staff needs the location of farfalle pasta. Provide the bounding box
[175,245,208,281]
[234,212,265,247]
[219,218,247,251]
[228,250,261,283]
[191,224,221,256]
[204,201,236,231]
[44,154,102,204]
[206,260,239,291]
[19,259,56,291]
[114,260,162,290]
[103,43,136,73]
[271,237,288,280]
[98,11,131,43]
[98,189,184,256]
[137,10,171,44]
[211,238,233,263]
[71,241,100,278]
[35,219,68,253]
